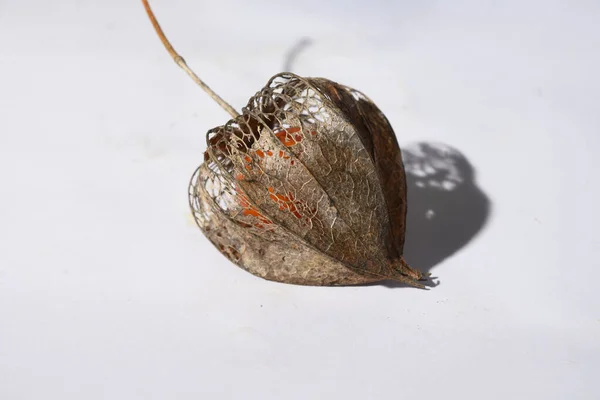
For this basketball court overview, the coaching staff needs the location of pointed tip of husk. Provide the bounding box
[385,257,433,289]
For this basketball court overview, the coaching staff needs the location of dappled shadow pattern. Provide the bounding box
[380,142,491,288]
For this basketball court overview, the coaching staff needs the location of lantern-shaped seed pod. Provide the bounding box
[142,0,427,287]
[189,74,425,287]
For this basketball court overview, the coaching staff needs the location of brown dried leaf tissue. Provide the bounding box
[142,0,429,287]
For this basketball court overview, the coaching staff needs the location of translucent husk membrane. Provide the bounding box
[189,73,425,287]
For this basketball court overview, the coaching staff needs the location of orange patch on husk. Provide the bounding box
[275,127,303,147]
[237,191,272,228]
[267,187,305,219]
[242,154,253,170]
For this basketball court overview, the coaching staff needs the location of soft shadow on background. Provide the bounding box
[384,142,491,288]
[283,37,313,72]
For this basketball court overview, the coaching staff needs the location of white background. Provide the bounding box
[1,0,599,399]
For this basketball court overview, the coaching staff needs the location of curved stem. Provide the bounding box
[142,0,240,118]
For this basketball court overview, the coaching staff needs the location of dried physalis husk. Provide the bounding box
[142,1,427,287]
[188,74,426,286]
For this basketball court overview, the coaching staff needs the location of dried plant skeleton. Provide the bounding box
[142,0,428,287]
